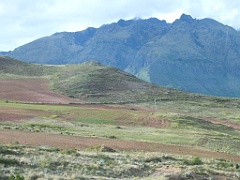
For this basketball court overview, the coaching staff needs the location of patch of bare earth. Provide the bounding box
[150,167,182,178]
[145,117,170,128]
[0,107,51,121]
[0,130,239,162]
[0,78,81,103]
[202,117,240,130]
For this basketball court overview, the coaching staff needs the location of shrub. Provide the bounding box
[8,174,24,180]
[144,157,162,163]
[60,148,78,155]
[0,147,18,155]
[107,135,117,139]
[190,157,202,165]
[0,157,19,166]
[183,157,202,165]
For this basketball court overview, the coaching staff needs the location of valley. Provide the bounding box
[0,56,240,179]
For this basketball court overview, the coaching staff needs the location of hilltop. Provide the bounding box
[0,56,190,103]
[2,14,240,97]
[50,61,191,103]
[0,56,60,77]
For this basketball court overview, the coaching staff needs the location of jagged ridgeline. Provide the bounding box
[2,14,240,97]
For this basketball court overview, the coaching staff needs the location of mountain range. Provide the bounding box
[2,14,240,97]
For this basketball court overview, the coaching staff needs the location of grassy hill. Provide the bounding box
[50,61,192,103]
[0,56,187,103]
[0,56,60,77]
[1,56,239,104]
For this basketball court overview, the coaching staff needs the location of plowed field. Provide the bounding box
[0,78,81,103]
[0,107,51,121]
[0,129,239,162]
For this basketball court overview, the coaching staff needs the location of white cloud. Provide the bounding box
[0,0,240,51]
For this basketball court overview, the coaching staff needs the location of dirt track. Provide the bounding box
[0,78,81,103]
[0,129,239,162]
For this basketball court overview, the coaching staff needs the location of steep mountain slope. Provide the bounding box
[6,18,168,68]
[135,15,240,97]
[3,14,240,97]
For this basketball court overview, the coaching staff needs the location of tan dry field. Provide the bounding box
[0,129,240,162]
[0,78,81,103]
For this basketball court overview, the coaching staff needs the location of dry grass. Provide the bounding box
[0,144,239,179]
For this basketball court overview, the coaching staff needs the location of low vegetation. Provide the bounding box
[1,98,240,155]
[0,144,239,179]
[0,56,61,77]
[49,61,185,103]
[0,56,240,179]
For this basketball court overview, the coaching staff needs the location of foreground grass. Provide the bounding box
[0,144,239,180]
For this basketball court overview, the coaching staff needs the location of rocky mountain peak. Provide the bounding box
[179,13,195,23]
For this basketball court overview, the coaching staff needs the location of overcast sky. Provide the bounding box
[1,0,240,51]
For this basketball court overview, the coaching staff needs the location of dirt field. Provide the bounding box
[0,78,81,103]
[202,117,240,130]
[0,107,51,121]
[0,129,239,162]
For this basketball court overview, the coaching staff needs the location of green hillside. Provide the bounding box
[1,56,239,105]
[50,61,192,103]
[0,56,60,77]
[0,56,184,103]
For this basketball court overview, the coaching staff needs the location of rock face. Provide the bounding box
[3,14,240,97]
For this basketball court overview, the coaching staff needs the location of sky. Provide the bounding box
[1,0,240,51]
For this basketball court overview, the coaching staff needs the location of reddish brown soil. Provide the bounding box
[0,78,81,103]
[202,117,240,130]
[0,107,51,121]
[0,129,239,162]
[145,117,170,128]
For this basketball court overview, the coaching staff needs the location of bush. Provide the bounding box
[8,174,24,180]
[60,148,78,155]
[144,157,162,163]
[183,157,202,165]
[0,147,18,155]
[190,157,202,165]
[0,157,19,166]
